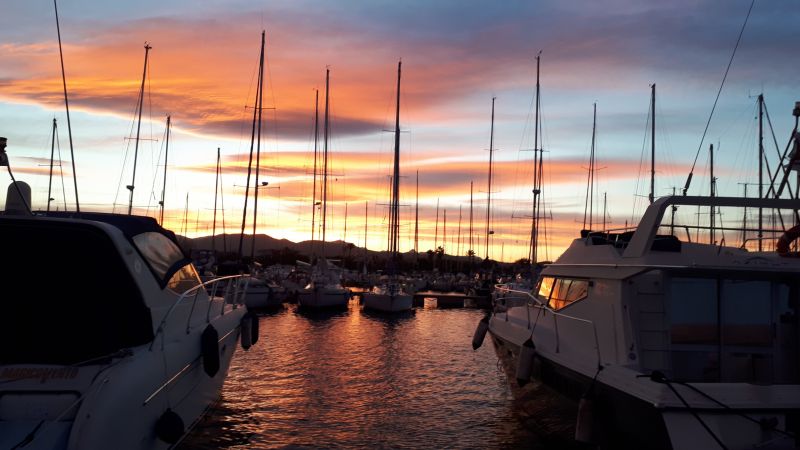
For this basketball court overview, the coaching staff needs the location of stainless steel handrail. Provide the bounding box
[149,274,249,351]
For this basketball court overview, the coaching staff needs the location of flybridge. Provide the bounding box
[623,196,800,258]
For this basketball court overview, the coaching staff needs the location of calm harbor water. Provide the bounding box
[180,300,546,449]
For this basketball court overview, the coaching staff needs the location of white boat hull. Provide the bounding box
[362,292,413,312]
[0,300,245,450]
[297,286,350,309]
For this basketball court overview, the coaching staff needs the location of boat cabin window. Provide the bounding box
[668,276,798,383]
[537,276,589,310]
[133,231,200,292]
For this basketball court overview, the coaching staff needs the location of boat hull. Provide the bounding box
[489,318,798,450]
[0,304,246,450]
[362,292,413,313]
[297,286,350,309]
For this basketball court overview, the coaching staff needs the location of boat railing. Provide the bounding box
[149,274,250,351]
[498,289,603,368]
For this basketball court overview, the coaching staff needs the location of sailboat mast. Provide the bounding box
[237,32,264,260]
[530,53,542,265]
[469,181,474,268]
[485,97,496,260]
[321,68,330,256]
[583,103,597,230]
[710,143,715,244]
[434,198,439,252]
[390,60,402,268]
[47,118,57,212]
[363,201,368,267]
[159,115,170,225]
[251,30,266,261]
[649,83,656,204]
[213,147,220,253]
[311,89,319,247]
[758,93,764,251]
[127,43,151,215]
[53,0,80,212]
[414,169,419,256]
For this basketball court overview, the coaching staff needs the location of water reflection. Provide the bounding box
[181,303,543,449]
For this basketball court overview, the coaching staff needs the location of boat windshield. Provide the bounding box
[132,231,197,290]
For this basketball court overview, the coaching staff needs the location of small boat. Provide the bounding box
[0,184,256,449]
[363,60,412,314]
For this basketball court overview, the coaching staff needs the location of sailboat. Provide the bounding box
[363,61,413,313]
[297,67,351,309]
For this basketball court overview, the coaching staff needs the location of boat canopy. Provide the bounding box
[1,217,154,365]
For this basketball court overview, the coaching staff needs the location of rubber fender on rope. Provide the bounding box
[515,338,536,387]
[155,408,184,444]
[241,314,253,350]
[201,324,220,377]
[472,316,489,350]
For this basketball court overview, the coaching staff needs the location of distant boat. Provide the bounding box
[0,184,255,449]
[363,60,413,313]
[297,67,350,309]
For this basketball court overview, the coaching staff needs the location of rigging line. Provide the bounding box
[682,0,755,195]
[631,96,651,227]
[53,0,80,212]
[146,120,169,214]
[112,64,148,211]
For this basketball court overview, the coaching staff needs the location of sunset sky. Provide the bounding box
[1,0,797,262]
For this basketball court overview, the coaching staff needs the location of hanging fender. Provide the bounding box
[515,338,536,387]
[776,224,800,257]
[250,312,260,345]
[154,408,184,444]
[472,316,490,350]
[241,314,253,350]
[201,324,220,377]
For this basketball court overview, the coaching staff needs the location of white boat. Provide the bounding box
[243,275,284,310]
[297,259,350,309]
[0,206,257,449]
[362,284,413,313]
[482,195,800,449]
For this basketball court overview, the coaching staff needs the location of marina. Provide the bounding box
[2,1,800,449]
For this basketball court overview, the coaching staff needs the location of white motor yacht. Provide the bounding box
[0,204,257,449]
[480,195,800,449]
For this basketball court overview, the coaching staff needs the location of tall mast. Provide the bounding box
[583,103,597,230]
[237,32,264,260]
[485,97,496,260]
[457,204,462,259]
[212,147,220,253]
[649,83,656,204]
[53,0,80,212]
[311,89,320,249]
[47,118,57,212]
[159,115,170,225]
[710,143,715,244]
[389,60,402,274]
[530,53,542,266]
[434,198,440,252]
[414,169,419,256]
[363,201,369,270]
[127,43,151,215]
[251,30,266,261]
[469,181,474,269]
[321,67,331,257]
[758,93,764,251]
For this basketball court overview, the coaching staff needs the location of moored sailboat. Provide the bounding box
[363,60,413,313]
